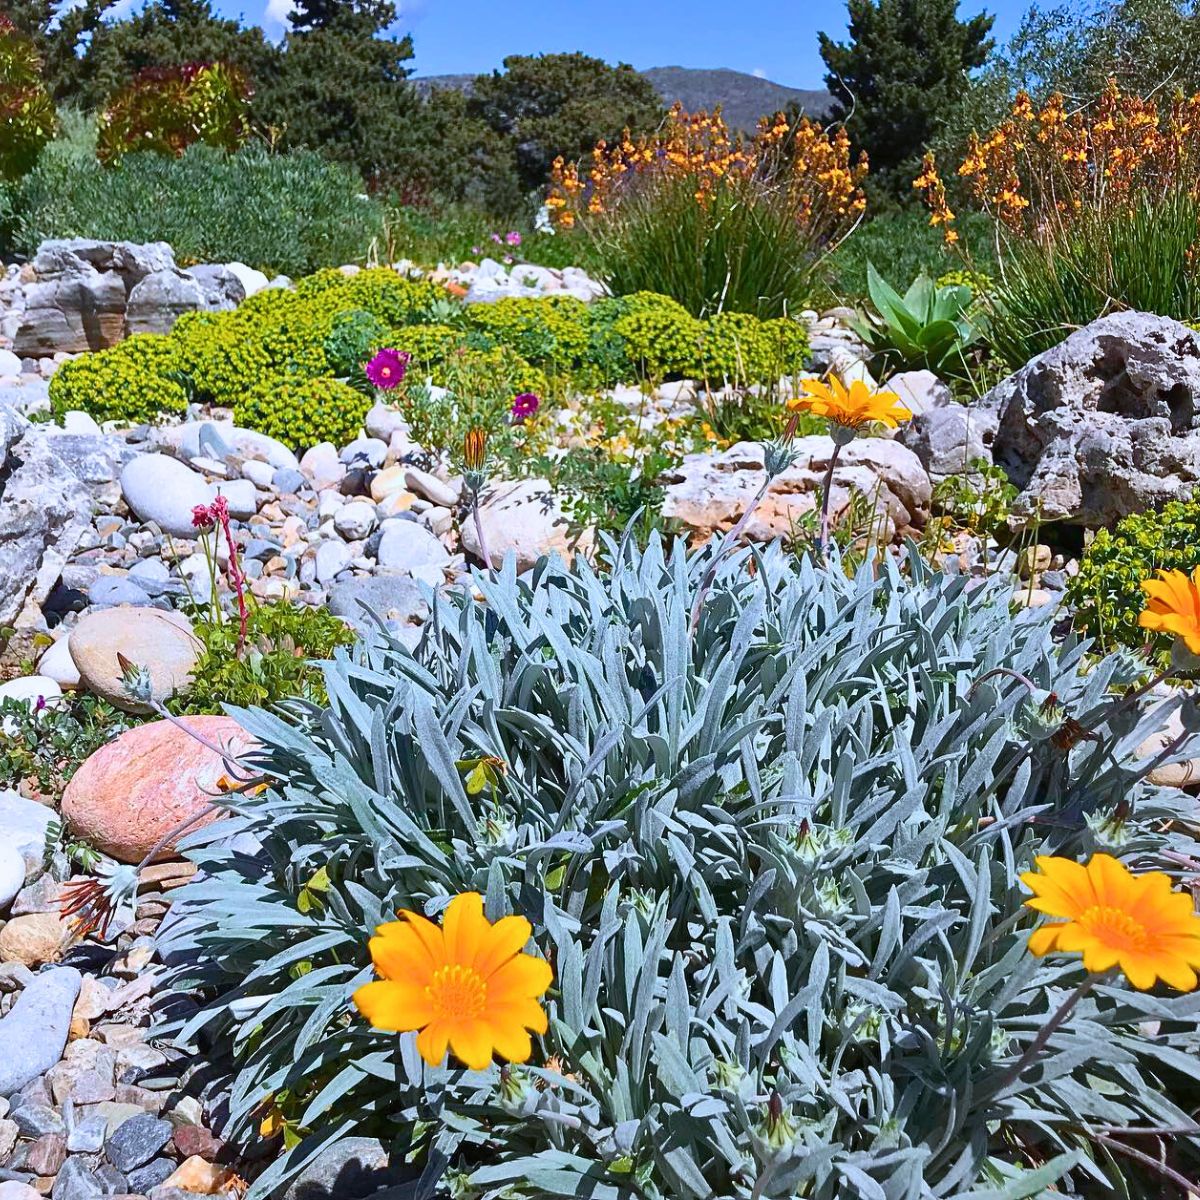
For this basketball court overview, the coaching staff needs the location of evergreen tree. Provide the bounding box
[819,0,994,201]
[467,53,665,195]
[254,0,424,185]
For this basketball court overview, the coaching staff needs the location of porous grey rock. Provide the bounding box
[120,454,214,538]
[888,369,953,417]
[0,967,81,1096]
[0,420,89,627]
[980,311,1200,526]
[661,436,932,544]
[375,521,450,573]
[898,402,997,482]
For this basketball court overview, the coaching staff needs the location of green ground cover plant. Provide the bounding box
[159,537,1200,1199]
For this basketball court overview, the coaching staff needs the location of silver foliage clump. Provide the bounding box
[158,538,1200,1199]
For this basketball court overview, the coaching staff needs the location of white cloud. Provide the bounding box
[752,67,767,79]
[263,0,295,33]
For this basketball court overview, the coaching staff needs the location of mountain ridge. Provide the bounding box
[412,65,833,132]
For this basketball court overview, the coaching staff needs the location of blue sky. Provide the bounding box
[199,0,1031,90]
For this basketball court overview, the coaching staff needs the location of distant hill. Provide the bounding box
[413,65,832,132]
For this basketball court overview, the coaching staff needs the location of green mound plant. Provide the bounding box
[49,335,189,425]
[1067,494,1200,657]
[158,537,1200,1198]
[234,375,371,451]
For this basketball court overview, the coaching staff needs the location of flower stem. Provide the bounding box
[688,473,772,636]
[991,973,1099,1097]
[817,442,843,559]
[471,494,494,579]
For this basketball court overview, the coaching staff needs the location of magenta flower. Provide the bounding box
[490,232,504,244]
[511,392,540,421]
[192,503,215,530]
[505,231,522,246]
[366,348,411,391]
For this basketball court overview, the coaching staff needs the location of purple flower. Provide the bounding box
[505,231,522,246]
[366,348,411,390]
[511,392,540,421]
[490,232,504,244]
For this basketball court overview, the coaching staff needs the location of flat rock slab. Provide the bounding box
[0,966,81,1097]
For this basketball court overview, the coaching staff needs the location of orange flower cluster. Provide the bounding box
[546,103,867,235]
[915,82,1200,243]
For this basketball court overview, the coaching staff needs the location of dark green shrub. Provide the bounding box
[234,374,371,450]
[1067,495,1200,657]
[49,334,189,425]
[698,311,811,385]
[12,142,383,276]
[322,308,388,378]
[465,295,592,370]
[170,602,356,716]
[593,291,703,379]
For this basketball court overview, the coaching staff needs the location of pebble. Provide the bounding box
[404,468,459,508]
[37,639,81,690]
[214,478,257,520]
[105,1114,172,1172]
[127,558,171,596]
[327,574,428,636]
[119,455,213,538]
[66,1114,108,1154]
[314,541,351,585]
[333,501,376,541]
[365,402,408,441]
[239,458,275,488]
[0,967,81,1095]
[375,521,450,573]
[271,467,305,495]
[299,442,344,488]
[0,911,67,966]
[0,790,55,874]
[86,576,151,608]
[340,436,386,468]
[50,1156,103,1200]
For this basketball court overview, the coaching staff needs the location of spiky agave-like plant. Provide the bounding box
[158,536,1200,1199]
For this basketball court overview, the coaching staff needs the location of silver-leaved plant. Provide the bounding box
[157,536,1200,1199]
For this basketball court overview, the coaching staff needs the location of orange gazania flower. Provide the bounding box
[1139,567,1200,654]
[353,892,552,1070]
[1022,854,1200,991]
[788,377,911,432]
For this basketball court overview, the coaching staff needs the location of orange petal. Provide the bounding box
[442,892,487,968]
[475,914,533,978]
[400,907,447,967]
[448,1019,496,1071]
[353,980,435,1031]
[1027,923,1065,956]
[369,927,435,983]
[487,953,553,1002]
[416,1020,451,1067]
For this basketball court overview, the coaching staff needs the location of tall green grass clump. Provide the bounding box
[157,537,1200,1199]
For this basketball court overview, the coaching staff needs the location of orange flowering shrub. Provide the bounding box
[548,104,867,317]
[548,102,866,238]
[915,81,1200,242]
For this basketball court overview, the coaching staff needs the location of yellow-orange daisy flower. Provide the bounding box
[1022,854,1200,991]
[1139,567,1200,655]
[353,892,552,1071]
[787,376,912,432]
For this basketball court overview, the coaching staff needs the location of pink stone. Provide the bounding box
[61,716,255,864]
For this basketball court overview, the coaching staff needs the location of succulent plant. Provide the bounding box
[158,538,1200,1199]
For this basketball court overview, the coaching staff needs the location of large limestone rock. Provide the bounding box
[662,436,932,544]
[979,312,1200,527]
[899,402,997,482]
[461,478,594,572]
[0,409,89,628]
[13,240,232,356]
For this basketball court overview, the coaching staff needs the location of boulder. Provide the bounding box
[979,311,1200,527]
[223,262,269,298]
[124,269,209,336]
[61,715,252,863]
[328,574,428,637]
[887,369,953,417]
[460,478,594,572]
[68,606,202,714]
[0,417,89,628]
[662,436,932,544]
[120,453,214,537]
[184,264,246,310]
[0,789,55,875]
[12,240,176,357]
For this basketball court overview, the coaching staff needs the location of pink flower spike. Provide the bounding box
[366,348,411,391]
[192,504,215,530]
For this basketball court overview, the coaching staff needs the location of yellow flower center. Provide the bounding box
[427,964,487,1020]
[1079,905,1148,950]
